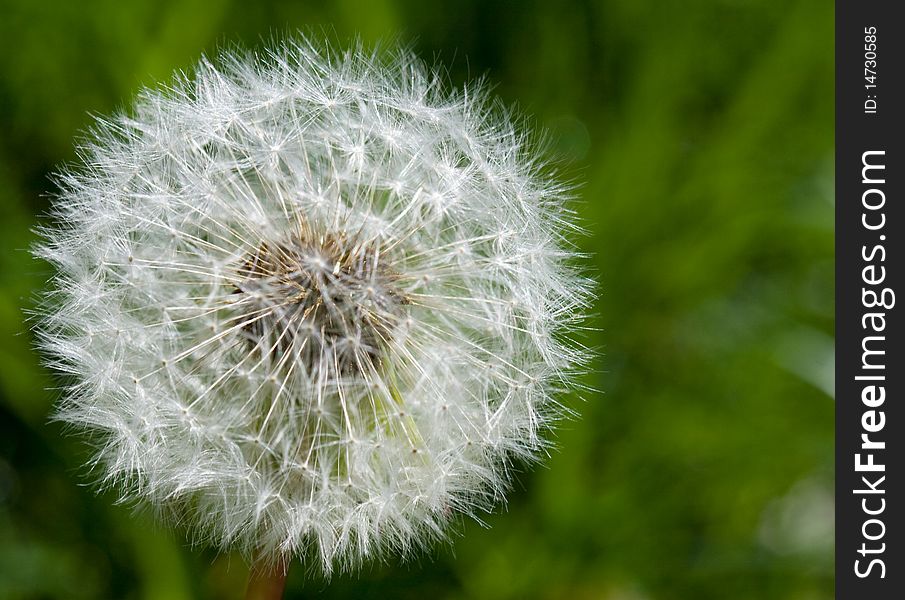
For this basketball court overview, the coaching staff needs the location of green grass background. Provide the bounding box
[0,0,833,598]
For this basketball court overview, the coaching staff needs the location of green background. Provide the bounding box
[0,0,833,598]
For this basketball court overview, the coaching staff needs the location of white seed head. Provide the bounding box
[34,38,591,572]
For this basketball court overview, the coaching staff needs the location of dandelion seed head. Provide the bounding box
[34,37,591,572]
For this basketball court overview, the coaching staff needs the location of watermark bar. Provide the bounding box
[836,2,903,597]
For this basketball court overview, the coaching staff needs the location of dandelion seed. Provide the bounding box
[34,37,591,579]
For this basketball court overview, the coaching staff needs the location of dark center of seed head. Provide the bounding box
[234,230,407,377]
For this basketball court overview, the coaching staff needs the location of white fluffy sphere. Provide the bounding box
[35,38,590,572]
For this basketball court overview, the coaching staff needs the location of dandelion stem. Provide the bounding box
[245,563,288,600]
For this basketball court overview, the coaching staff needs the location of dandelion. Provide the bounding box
[34,37,591,593]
